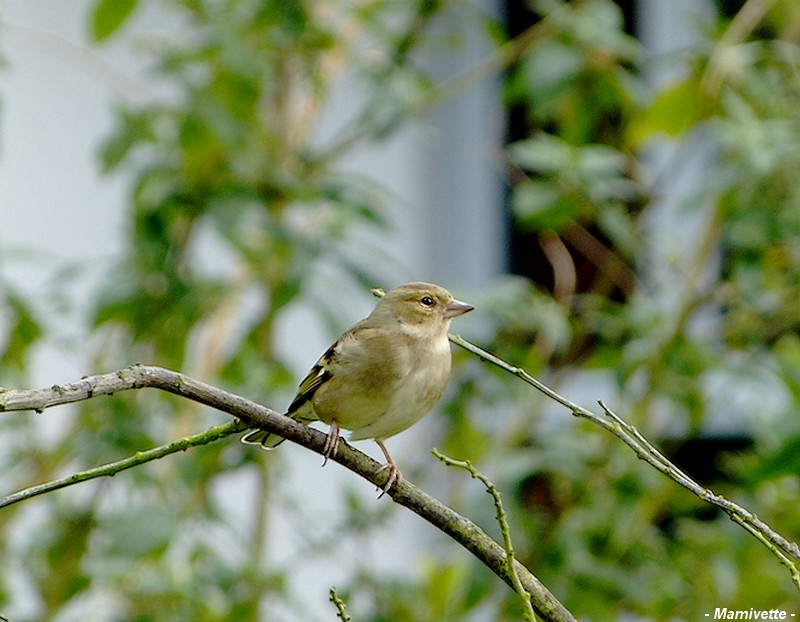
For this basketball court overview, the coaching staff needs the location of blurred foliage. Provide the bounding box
[1,0,448,620]
[0,287,43,378]
[2,0,800,621]
[435,0,800,620]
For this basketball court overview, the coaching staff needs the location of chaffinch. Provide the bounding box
[242,282,474,493]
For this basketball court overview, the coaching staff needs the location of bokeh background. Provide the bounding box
[1,1,799,620]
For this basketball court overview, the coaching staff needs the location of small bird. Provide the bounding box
[242,282,474,493]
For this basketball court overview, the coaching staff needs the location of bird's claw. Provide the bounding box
[375,462,403,498]
[321,420,341,467]
[374,439,403,498]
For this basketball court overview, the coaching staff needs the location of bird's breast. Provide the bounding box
[346,335,452,441]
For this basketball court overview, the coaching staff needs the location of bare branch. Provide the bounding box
[448,334,800,590]
[0,364,575,622]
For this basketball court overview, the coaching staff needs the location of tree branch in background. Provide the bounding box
[0,364,575,622]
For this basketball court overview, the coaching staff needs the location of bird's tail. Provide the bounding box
[240,428,286,449]
[240,409,317,449]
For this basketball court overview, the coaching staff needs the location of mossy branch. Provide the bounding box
[0,419,246,509]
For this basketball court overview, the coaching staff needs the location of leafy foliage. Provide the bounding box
[2,0,800,620]
[2,0,444,620]
[434,1,800,619]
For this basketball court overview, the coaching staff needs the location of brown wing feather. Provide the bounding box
[241,345,335,448]
[287,360,332,416]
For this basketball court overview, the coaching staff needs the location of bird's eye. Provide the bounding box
[420,296,435,307]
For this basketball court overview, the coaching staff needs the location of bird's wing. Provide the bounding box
[241,344,336,448]
[242,321,390,448]
[286,346,335,418]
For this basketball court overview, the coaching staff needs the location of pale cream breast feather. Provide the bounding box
[347,332,452,441]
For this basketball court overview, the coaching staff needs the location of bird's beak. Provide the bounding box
[444,298,474,318]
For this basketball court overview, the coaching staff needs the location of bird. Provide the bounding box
[242,282,474,494]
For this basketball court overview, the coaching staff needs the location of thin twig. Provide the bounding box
[447,333,800,590]
[329,587,352,622]
[699,0,776,95]
[0,420,246,509]
[317,19,554,163]
[433,449,537,622]
[0,20,150,102]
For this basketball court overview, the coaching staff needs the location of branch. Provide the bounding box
[448,334,800,590]
[0,419,246,510]
[0,364,575,622]
[329,587,351,622]
[699,0,775,96]
[434,449,537,622]
[317,19,555,164]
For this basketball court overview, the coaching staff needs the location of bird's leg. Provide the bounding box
[375,439,403,497]
[321,419,340,467]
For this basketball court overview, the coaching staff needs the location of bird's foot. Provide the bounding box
[375,439,403,498]
[321,420,340,467]
[375,462,403,498]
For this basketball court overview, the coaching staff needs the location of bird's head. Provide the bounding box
[371,282,473,338]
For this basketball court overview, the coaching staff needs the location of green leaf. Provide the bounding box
[0,289,43,372]
[570,0,640,60]
[508,134,570,173]
[628,78,705,146]
[512,179,568,228]
[596,203,640,257]
[90,0,138,43]
[576,146,637,203]
[746,436,800,484]
[99,107,153,172]
[523,40,584,94]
